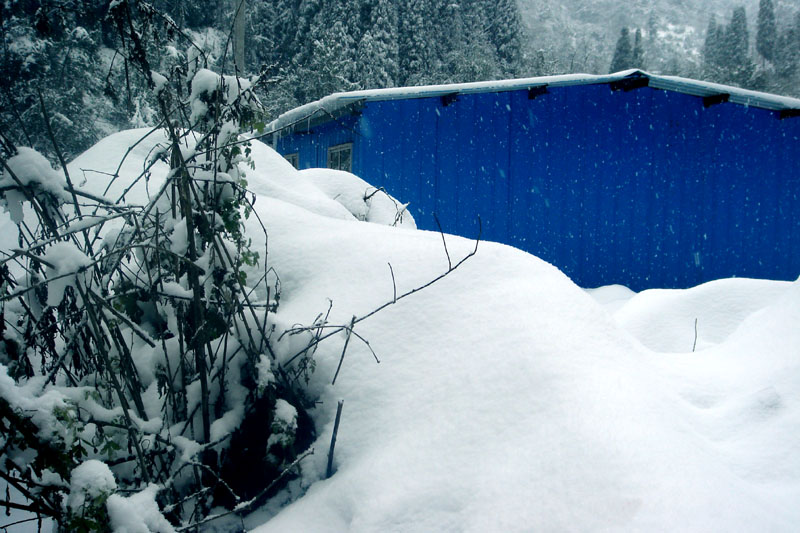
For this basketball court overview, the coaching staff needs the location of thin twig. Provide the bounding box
[282,218,481,370]
[174,447,315,532]
[388,262,396,303]
[0,516,45,529]
[37,89,82,222]
[433,214,452,269]
[348,329,380,364]
[331,316,356,386]
[355,216,481,326]
[326,400,344,478]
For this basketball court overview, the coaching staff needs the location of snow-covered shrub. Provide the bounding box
[1,1,469,530]
[0,3,317,530]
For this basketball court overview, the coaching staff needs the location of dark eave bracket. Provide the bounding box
[703,93,730,108]
[528,85,549,99]
[610,75,650,92]
[778,108,800,119]
[441,93,458,107]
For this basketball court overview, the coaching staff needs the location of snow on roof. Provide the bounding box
[265,70,800,135]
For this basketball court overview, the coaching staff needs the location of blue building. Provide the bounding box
[263,70,800,290]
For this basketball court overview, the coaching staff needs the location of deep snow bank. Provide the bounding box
[2,130,798,532]
[608,278,794,352]
[246,190,800,532]
[63,128,414,229]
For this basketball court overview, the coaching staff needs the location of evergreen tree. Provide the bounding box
[724,7,754,86]
[488,0,524,77]
[355,0,399,88]
[0,0,125,159]
[756,0,777,62]
[712,21,727,72]
[435,1,499,83]
[647,13,657,44]
[291,0,323,72]
[631,28,645,69]
[609,27,633,73]
[398,0,437,85]
[726,7,750,64]
[305,11,357,101]
[773,12,800,93]
[0,0,538,165]
[703,16,726,82]
[439,1,468,76]
[703,16,719,66]
[703,8,757,87]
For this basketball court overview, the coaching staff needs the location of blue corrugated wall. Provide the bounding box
[275,84,800,290]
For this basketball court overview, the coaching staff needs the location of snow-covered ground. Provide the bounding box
[2,130,798,532]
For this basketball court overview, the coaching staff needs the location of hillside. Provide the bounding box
[518,0,797,78]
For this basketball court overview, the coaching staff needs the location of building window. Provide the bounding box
[284,153,299,169]
[327,143,352,172]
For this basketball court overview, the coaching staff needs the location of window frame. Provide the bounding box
[327,143,353,172]
[284,152,299,169]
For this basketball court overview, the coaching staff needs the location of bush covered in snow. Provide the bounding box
[0,1,438,529]
[0,7,342,531]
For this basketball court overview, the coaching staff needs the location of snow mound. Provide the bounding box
[0,147,68,196]
[244,139,354,221]
[585,283,637,314]
[3,128,799,532]
[62,128,409,231]
[243,194,800,531]
[301,168,416,228]
[612,278,794,352]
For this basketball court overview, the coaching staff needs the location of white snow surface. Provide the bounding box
[2,129,799,532]
[0,147,70,223]
[67,460,116,512]
[41,241,92,306]
[245,214,800,532]
[300,168,415,228]
[609,278,794,353]
[0,147,68,196]
[106,484,175,533]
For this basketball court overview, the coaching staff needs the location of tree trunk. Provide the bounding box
[233,0,246,75]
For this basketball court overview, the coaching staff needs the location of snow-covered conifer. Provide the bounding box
[757,0,777,62]
[609,27,633,72]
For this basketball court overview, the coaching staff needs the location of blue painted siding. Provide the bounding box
[275,83,800,290]
[275,116,359,169]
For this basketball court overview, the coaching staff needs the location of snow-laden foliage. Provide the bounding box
[1,3,424,529]
[0,5,337,529]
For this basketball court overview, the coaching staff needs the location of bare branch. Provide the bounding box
[331,316,356,386]
[388,262,396,303]
[434,213,451,270]
[326,400,344,478]
[174,447,315,532]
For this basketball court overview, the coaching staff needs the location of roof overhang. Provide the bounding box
[260,70,800,141]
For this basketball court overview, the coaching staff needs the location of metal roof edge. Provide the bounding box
[263,70,800,137]
[646,73,800,111]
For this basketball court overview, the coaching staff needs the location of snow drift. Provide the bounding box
[1,130,798,532]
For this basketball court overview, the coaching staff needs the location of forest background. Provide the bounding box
[2,0,799,162]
